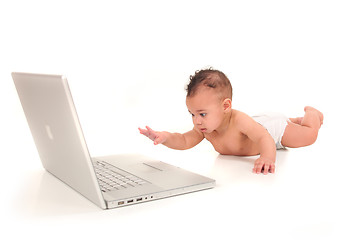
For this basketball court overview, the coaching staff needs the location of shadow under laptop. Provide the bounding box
[16,170,99,217]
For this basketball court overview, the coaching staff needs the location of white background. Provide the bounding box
[1,0,340,239]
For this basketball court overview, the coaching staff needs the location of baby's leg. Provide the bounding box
[282,107,323,148]
[289,117,303,125]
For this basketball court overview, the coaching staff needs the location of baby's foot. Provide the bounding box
[304,106,324,126]
[289,117,304,125]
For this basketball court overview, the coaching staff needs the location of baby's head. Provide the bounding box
[185,68,233,133]
[186,68,233,101]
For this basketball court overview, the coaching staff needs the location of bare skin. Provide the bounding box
[283,106,323,148]
[139,87,323,175]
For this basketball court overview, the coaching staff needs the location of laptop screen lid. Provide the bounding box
[12,72,106,209]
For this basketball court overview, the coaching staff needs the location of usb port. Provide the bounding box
[118,201,124,205]
[136,198,143,201]
[127,199,134,203]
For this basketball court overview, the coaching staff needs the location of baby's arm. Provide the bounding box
[236,113,277,174]
[139,126,204,150]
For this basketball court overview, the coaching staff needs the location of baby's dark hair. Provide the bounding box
[186,67,233,100]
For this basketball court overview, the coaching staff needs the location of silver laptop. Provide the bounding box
[12,72,215,209]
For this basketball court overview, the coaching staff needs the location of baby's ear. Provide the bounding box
[223,98,232,111]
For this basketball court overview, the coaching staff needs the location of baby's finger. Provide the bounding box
[146,126,154,133]
[138,127,147,135]
[253,162,263,174]
[154,136,163,145]
[263,163,270,175]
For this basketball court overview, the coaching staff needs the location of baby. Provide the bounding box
[139,68,323,175]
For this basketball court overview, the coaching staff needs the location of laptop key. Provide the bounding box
[93,160,150,192]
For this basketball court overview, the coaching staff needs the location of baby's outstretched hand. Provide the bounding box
[252,157,275,175]
[138,126,167,145]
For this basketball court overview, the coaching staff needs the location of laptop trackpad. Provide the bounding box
[131,161,177,173]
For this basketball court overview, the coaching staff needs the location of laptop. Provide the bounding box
[12,72,215,209]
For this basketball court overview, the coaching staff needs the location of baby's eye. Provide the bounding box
[200,113,207,117]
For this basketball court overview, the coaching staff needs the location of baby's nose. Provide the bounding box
[193,116,202,125]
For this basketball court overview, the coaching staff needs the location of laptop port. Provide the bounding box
[136,198,143,201]
[127,199,134,203]
[118,201,124,205]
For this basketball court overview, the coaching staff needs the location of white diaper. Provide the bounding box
[252,113,289,150]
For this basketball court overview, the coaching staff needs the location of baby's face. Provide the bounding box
[186,88,226,134]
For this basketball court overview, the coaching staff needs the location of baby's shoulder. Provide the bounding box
[231,109,252,121]
[231,109,255,129]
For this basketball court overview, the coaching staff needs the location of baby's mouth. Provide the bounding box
[200,128,207,132]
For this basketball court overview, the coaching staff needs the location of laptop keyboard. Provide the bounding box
[93,160,149,192]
